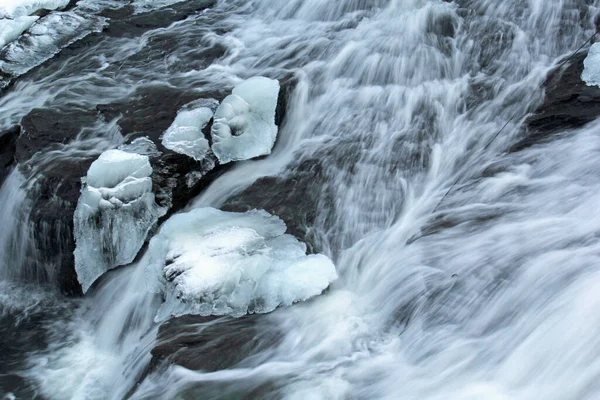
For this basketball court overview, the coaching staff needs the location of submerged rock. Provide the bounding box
[149,313,281,372]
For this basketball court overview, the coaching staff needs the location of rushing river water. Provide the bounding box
[1,0,600,399]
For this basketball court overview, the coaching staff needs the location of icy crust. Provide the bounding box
[0,15,38,48]
[74,150,166,293]
[146,208,337,320]
[118,136,161,157]
[0,0,70,18]
[211,77,280,164]
[162,107,213,161]
[0,11,105,77]
[582,43,600,88]
[0,0,70,50]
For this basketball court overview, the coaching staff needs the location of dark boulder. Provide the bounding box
[0,126,19,186]
[149,314,281,372]
[511,50,600,152]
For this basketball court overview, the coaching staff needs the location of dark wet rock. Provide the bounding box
[149,314,281,373]
[17,108,97,162]
[223,157,334,253]
[0,126,19,186]
[104,0,217,38]
[511,50,600,152]
[15,109,99,294]
[97,84,222,146]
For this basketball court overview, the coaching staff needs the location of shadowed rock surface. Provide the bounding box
[150,314,282,373]
[512,50,600,152]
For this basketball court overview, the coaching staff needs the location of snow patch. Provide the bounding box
[582,43,600,88]
[211,76,280,164]
[74,150,166,293]
[146,208,337,320]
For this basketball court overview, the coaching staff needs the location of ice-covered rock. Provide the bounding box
[161,105,214,161]
[0,16,38,48]
[211,77,280,164]
[0,0,70,19]
[146,207,337,320]
[74,149,166,293]
[582,43,600,88]
[0,11,104,77]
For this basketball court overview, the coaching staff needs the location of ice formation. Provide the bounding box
[582,43,600,88]
[74,149,166,293]
[0,11,104,77]
[118,136,161,157]
[211,77,280,164]
[161,106,213,161]
[0,15,38,48]
[146,208,337,320]
[0,0,70,18]
[0,0,70,49]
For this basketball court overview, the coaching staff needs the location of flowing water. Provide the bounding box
[1,0,600,399]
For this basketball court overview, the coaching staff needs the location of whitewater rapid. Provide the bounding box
[1,0,600,399]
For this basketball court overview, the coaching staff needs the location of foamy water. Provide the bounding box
[1,0,600,399]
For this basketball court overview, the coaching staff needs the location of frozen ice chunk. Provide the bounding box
[0,16,38,48]
[146,208,337,320]
[161,107,213,161]
[211,77,280,164]
[0,0,70,18]
[0,11,104,77]
[74,150,166,293]
[118,136,161,157]
[582,43,600,88]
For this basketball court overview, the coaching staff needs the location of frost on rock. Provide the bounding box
[211,77,280,164]
[161,104,214,161]
[146,208,337,320]
[582,43,600,88]
[74,149,166,293]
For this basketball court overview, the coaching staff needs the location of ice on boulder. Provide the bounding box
[0,11,104,77]
[0,16,38,48]
[74,149,166,293]
[582,43,600,88]
[211,77,280,164]
[162,106,214,161]
[146,208,337,320]
[0,0,70,18]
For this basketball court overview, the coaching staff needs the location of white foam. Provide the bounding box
[74,149,166,293]
[145,207,337,320]
[582,43,600,87]
[162,107,213,161]
[211,77,280,164]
